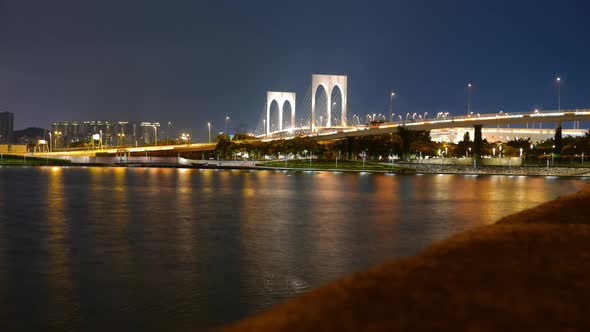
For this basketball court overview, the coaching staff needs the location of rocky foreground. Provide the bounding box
[219,185,590,331]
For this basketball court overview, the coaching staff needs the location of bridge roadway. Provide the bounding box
[263,108,590,140]
[31,109,590,158]
[34,142,217,158]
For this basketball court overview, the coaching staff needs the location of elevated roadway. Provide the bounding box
[306,109,590,140]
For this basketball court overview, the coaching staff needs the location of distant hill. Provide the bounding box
[14,127,48,144]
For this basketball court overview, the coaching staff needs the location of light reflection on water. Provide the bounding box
[0,167,586,331]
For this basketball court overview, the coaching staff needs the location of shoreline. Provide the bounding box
[220,186,590,331]
[2,161,590,177]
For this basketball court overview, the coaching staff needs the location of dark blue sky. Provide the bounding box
[1,0,588,138]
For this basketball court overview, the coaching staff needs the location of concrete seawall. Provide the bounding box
[408,156,523,166]
[219,185,590,331]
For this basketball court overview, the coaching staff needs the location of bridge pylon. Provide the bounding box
[266,91,296,136]
[311,74,347,131]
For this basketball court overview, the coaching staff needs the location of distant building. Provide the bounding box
[49,119,171,147]
[140,122,160,145]
[0,112,14,144]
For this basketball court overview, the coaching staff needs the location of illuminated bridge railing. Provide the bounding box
[258,109,590,140]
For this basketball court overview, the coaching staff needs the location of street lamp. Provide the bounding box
[389,91,395,123]
[225,116,230,134]
[181,133,190,144]
[53,131,62,150]
[48,132,52,152]
[556,76,561,111]
[118,133,125,147]
[467,83,472,116]
[207,122,211,143]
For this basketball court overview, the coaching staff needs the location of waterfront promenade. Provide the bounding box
[2,156,590,177]
[400,163,590,177]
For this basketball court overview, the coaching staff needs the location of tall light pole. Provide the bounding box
[54,131,61,150]
[207,122,211,143]
[556,76,561,111]
[389,91,395,122]
[48,132,52,152]
[225,116,230,135]
[467,83,472,116]
[118,133,125,147]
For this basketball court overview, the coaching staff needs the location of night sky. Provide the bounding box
[1,0,588,139]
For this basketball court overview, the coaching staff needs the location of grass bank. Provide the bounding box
[0,154,71,165]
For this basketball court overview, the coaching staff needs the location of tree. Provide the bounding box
[456,131,472,157]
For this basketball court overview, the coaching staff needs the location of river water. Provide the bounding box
[0,167,586,331]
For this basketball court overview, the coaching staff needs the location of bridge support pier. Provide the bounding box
[554,122,562,154]
[473,125,483,165]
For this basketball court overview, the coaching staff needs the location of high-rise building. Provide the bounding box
[0,112,14,144]
[50,119,170,147]
[140,122,160,145]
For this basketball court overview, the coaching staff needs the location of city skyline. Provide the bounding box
[1,0,589,140]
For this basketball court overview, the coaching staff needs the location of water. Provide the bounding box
[0,167,586,331]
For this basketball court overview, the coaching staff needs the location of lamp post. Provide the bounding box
[118,133,125,147]
[556,76,561,111]
[181,133,190,144]
[333,102,337,125]
[389,91,395,122]
[467,83,472,116]
[48,132,52,152]
[53,131,62,150]
[207,122,211,143]
[225,116,230,134]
